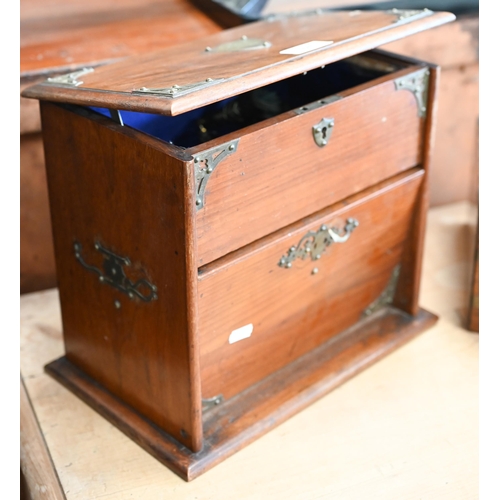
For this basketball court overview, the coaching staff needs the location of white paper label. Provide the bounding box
[280,40,333,56]
[229,324,253,344]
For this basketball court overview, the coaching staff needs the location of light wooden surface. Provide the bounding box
[20,201,478,499]
[20,378,65,500]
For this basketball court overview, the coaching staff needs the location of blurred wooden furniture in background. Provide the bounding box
[467,226,479,332]
[20,0,221,294]
[381,14,478,207]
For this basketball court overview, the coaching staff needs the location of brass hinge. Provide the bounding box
[388,8,433,24]
[132,78,224,98]
[294,94,342,115]
[204,36,271,52]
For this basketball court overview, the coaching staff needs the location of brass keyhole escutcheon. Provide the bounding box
[312,117,334,147]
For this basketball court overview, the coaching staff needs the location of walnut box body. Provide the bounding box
[22,9,455,480]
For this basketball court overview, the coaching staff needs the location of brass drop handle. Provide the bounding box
[312,117,334,147]
[278,218,359,269]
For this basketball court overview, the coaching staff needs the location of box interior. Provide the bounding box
[90,55,402,148]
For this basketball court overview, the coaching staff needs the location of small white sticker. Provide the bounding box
[280,40,333,56]
[229,324,253,344]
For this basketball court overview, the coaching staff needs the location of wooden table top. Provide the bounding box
[20,201,478,499]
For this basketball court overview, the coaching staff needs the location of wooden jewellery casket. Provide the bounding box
[23,9,455,481]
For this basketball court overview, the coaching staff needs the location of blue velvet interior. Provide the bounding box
[89,59,391,148]
[90,99,235,148]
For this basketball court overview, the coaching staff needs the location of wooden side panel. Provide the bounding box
[40,103,202,451]
[195,67,425,265]
[198,168,424,400]
[393,65,439,316]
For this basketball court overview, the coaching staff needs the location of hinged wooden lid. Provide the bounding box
[22,8,455,116]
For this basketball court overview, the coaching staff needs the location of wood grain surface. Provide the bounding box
[20,0,222,130]
[20,0,221,77]
[20,201,479,498]
[22,10,455,115]
[39,102,202,452]
[32,47,431,462]
[193,60,425,265]
[20,5,460,298]
[19,0,222,138]
[20,0,222,295]
[18,6,475,490]
[34,50,429,453]
[195,307,437,481]
[198,168,423,399]
[45,306,437,481]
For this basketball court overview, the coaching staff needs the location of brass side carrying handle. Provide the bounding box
[312,117,334,147]
[278,218,359,269]
[74,241,158,303]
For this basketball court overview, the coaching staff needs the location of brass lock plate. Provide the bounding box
[312,118,334,147]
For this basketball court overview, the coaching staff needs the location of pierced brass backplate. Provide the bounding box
[312,118,334,147]
[74,241,158,303]
[278,218,359,269]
